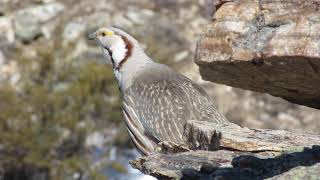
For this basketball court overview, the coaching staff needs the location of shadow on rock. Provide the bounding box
[181,145,320,180]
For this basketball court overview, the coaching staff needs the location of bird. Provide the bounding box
[88,27,228,155]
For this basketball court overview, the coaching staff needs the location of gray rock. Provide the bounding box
[174,51,189,62]
[63,21,86,42]
[9,72,21,86]
[53,82,70,92]
[126,9,154,25]
[0,51,5,65]
[14,2,65,41]
[85,131,105,149]
[0,60,19,86]
[0,17,14,44]
[112,15,133,29]
[33,0,55,3]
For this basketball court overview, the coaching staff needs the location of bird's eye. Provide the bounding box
[101,32,106,36]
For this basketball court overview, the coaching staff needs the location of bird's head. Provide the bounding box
[88,27,135,70]
[89,27,152,91]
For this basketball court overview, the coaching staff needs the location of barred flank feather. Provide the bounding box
[123,63,228,154]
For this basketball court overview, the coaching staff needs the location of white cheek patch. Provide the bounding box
[110,40,127,67]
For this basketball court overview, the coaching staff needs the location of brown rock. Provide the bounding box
[195,0,320,109]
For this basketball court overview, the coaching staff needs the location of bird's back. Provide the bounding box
[123,63,227,147]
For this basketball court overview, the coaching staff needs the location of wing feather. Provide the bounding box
[122,98,156,155]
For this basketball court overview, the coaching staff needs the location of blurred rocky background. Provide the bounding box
[0,0,319,179]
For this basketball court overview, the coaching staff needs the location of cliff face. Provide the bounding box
[132,1,320,179]
[195,0,320,109]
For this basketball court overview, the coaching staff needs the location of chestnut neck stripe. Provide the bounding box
[118,35,133,69]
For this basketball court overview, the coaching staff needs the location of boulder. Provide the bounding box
[0,17,14,44]
[14,2,65,41]
[62,21,86,43]
[195,0,320,109]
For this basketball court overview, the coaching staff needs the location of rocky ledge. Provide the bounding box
[131,121,320,179]
[195,0,320,109]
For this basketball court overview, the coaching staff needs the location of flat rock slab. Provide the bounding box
[131,147,320,179]
[131,121,320,179]
[195,0,320,109]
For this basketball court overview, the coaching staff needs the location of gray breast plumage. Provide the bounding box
[121,63,227,155]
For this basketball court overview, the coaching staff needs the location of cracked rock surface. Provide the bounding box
[195,0,320,109]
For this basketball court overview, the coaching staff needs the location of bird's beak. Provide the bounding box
[88,32,97,40]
